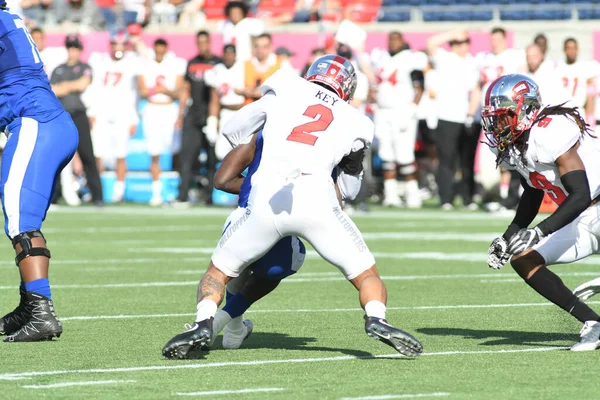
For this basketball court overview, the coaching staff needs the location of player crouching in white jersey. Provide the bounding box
[484,74,600,351]
[138,39,186,206]
[162,55,424,359]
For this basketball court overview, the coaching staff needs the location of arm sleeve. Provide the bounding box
[536,169,591,236]
[502,176,545,240]
[222,92,274,147]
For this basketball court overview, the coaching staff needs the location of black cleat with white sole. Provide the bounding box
[4,292,62,342]
[364,316,423,357]
[162,318,213,359]
[0,286,30,336]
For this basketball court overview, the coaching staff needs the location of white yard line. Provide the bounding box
[22,380,136,389]
[0,347,564,381]
[340,393,451,400]
[175,388,285,396]
[2,271,595,291]
[43,225,220,234]
[59,300,600,322]
[48,206,517,221]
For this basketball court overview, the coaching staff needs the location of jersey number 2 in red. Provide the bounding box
[287,104,334,146]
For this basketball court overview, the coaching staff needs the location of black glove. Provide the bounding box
[507,227,545,255]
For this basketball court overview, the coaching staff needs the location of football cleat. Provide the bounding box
[364,316,423,357]
[573,277,600,301]
[570,320,600,351]
[222,319,253,349]
[162,318,213,359]
[4,292,62,342]
[0,286,30,336]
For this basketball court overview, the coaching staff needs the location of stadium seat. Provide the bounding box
[257,0,296,18]
[579,8,600,19]
[343,0,382,23]
[203,0,228,19]
[378,10,411,21]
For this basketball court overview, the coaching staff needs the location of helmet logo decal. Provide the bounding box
[512,80,530,100]
[330,68,337,74]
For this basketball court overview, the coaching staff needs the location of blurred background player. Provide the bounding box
[31,26,81,206]
[176,30,220,206]
[237,33,291,105]
[427,29,479,210]
[474,27,526,212]
[50,34,104,206]
[218,0,264,62]
[0,8,78,342]
[138,38,186,206]
[555,38,595,128]
[88,31,140,203]
[372,31,426,208]
[204,44,245,161]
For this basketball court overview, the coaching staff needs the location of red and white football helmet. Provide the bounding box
[482,74,542,151]
[305,55,357,102]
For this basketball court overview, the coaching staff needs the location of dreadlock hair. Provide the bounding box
[501,102,596,167]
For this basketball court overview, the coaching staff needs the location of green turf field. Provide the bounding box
[1,206,599,399]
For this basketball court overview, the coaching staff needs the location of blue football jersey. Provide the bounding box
[0,9,64,130]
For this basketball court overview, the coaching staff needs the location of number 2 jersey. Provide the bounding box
[222,70,374,186]
[496,114,600,205]
[0,10,64,131]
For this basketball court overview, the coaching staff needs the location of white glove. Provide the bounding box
[202,116,219,146]
[487,236,510,270]
[507,227,545,255]
[465,115,474,129]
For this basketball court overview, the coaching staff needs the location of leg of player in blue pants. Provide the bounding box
[211,236,306,349]
[0,113,78,342]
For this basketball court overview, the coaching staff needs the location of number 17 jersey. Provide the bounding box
[0,10,64,130]
[225,70,374,183]
[497,115,600,205]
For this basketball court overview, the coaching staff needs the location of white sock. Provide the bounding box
[151,180,162,197]
[405,179,419,195]
[226,315,244,332]
[113,180,125,201]
[213,309,232,336]
[364,300,386,319]
[384,179,398,201]
[196,299,217,322]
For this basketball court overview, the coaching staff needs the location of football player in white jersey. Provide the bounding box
[138,39,186,206]
[162,55,424,359]
[372,31,426,208]
[484,74,600,351]
[555,38,595,125]
[475,28,527,210]
[204,44,245,160]
[87,32,140,203]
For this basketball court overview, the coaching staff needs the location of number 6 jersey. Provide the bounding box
[495,114,600,205]
[222,70,374,183]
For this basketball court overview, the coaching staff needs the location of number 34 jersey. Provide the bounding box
[497,115,600,205]
[0,10,64,130]
[223,70,374,181]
